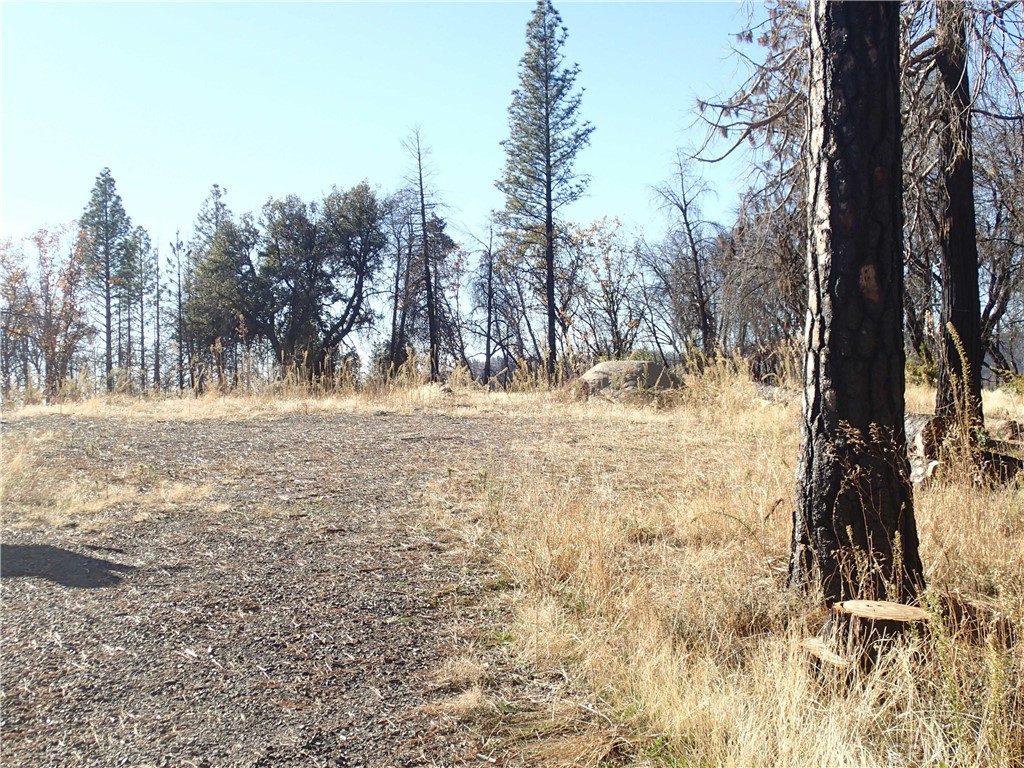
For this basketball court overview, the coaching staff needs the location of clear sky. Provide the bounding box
[2,1,758,254]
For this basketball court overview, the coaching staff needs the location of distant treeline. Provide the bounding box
[2,0,1021,403]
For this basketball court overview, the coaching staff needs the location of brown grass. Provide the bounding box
[428,367,1024,767]
[4,369,1022,766]
[1,428,217,530]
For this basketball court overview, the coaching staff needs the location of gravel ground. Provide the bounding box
[1,409,513,768]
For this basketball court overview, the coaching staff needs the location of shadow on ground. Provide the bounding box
[0,544,137,588]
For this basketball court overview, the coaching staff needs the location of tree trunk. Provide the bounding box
[679,194,715,357]
[139,250,146,392]
[544,69,557,381]
[396,227,414,373]
[104,237,113,392]
[540,161,557,378]
[416,153,440,382]
[387,227,404,377]
[122,302,129,386]
[934,1,984,429]
[545,206,557,380]
[176,260,185,393]
[484,230,495,384]
[154,253,161,389]
[791,0,923,606]
[514,273,542,364]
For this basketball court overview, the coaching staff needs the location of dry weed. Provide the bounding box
[1,428,214,529]
[429,368,1023,767]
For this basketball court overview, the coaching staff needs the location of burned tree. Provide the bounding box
[790,1,924,605]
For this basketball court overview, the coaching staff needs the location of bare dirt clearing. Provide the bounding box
[6,383,1020,768]
[1,407,530,767]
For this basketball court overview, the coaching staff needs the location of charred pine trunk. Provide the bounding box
[934,1,984,429]
[387,228,405,378]
[483,235,495,385]
[543,80,557,381]
[791,0,923,606]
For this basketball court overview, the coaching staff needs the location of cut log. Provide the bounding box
[833,600,930,622]
[800,638,851,668]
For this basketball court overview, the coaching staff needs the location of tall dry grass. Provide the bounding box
[5,362,1022,765]
[431,364,1023,767]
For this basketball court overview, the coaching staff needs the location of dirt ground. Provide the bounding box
[0,407,532,768]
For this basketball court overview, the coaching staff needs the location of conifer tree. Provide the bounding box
[497,0,593,378]
[792,1,923,606]
[78,168,132,390]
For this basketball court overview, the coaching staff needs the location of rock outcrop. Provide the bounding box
[577,361,680,399]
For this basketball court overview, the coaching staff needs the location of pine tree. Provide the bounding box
[791,1,923,607]
[126,226,155,391]
[185,185,240,384]
[933,1,984,431]
[497,0,593,378]
[78,168,132,391]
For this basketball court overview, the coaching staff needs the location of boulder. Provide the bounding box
[755,384,801,405]
[578,360,680,399]
[991,419,1024,442]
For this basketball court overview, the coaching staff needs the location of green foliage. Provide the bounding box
[626,348,659,362]
[993,368,1024,396]
[78,168,135,386]
[906,353,938,387]
[184,183,388,379]
[79,169,133,297]
[497,0,594,227]
[497,0,594,375]
[186,214,255,349]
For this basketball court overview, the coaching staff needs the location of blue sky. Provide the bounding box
[2,2,758,253]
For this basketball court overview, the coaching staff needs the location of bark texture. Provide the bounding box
[791,0,924,605]
[934,1,984,427]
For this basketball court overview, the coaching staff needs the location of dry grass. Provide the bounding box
[4,369,1022,766]
[6,379,562,423]
[428,368,1024,767]
[1,428,218,530]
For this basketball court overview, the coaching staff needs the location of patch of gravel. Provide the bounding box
[1,410,511,767]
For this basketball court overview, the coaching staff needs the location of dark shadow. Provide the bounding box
[0,544,137,588]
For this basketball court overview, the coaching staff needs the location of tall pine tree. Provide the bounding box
[791,1,923,607]
[497,0,593,378]
[79,168,132,391]
[934,1,984,432]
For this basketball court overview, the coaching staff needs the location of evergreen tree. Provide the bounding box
[192,184,231,256]
[125,226,155,391]
[185,185,241,385]
[78,168,132,390]
[497,0,593,378]
[167,233,192,391]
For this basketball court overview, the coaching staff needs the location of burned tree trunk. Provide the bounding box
[790,0,924,606]
[934,1,984,429]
